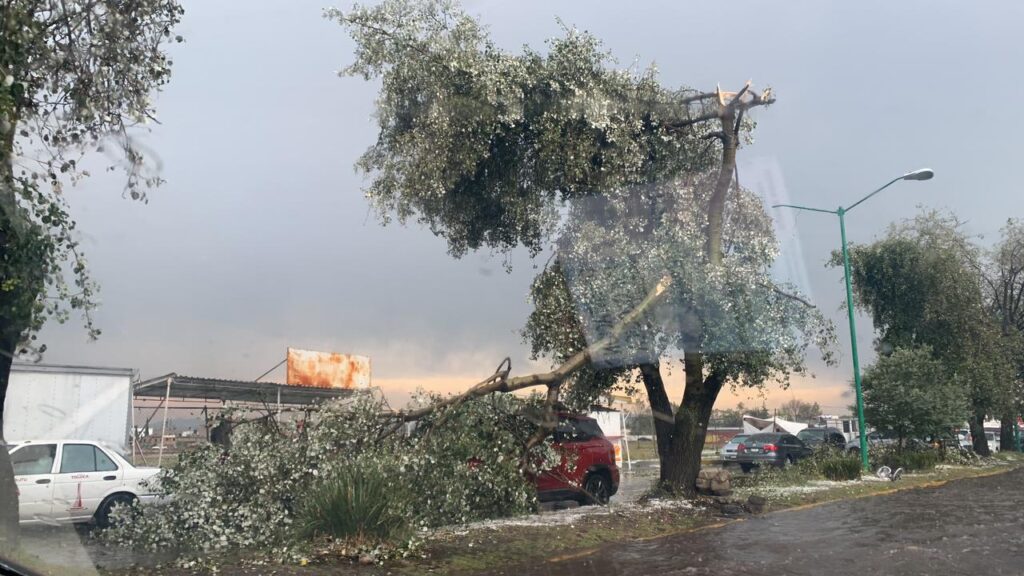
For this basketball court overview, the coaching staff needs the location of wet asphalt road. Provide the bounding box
[503,467,1024,576]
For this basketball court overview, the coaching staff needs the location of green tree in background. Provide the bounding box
[738,401,771,419]
[710,407,743,428]
[982,219,1024,450]
[861,345,969,446]
[842,211,1017,456]
[777,398,821,423]
[0,0,183,546]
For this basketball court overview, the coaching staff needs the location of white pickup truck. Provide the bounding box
[7,439,161,527]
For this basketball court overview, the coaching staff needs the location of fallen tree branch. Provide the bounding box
[771,285,815,308]
[394,275,673,422]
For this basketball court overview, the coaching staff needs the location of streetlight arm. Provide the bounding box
[771,203,838,215]
[843,176,903,213]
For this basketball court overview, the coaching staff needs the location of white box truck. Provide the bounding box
[4,363,135,452]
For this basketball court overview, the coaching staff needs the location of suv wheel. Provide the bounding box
[583,472,611,505]
[739,463,754,473]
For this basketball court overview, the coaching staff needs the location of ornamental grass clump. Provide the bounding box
[871,446,941,471]
[797,447,861,481]
[297,467,410,542]
[817,454,861,481]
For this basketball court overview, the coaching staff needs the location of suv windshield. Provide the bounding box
[1,2,1021,575]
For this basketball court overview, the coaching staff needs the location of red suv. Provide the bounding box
[535,413,620,505]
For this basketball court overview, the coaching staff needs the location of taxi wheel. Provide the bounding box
[95,493,136,529]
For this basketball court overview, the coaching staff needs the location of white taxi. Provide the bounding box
[7,439,161,527]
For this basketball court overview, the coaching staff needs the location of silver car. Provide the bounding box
[719,434,749,462]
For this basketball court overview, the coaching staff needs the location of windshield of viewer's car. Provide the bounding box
[2,2,1022,575]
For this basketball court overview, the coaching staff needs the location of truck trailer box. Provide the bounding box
[4,363,135,451]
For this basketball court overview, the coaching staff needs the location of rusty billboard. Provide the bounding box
[285,347,371,389]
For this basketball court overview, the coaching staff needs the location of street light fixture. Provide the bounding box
[773,168,934,470]
[902,168,934,181]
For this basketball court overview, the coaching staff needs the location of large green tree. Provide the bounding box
[0,0,183,546]
[982,219,1024,450]
[861,345,969,446]
[334,0,832,493]
[844,211,1017,456]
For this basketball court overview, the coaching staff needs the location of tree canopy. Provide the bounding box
[330,0,734,258]
[844,211,1017,454]
[336,0,833,492]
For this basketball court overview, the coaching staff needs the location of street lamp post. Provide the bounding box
[774,168,934,470]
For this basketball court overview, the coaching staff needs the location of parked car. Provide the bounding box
[735,432,813,472]
[954,429,972,450]
[986,431,1000,453]
[797,427,846,449]
[535,413,620,505]
[8,439,161,527]
[844,430,895,454]
[719,434,749,462]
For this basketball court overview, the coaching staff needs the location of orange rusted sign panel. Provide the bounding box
[286,347,371,389]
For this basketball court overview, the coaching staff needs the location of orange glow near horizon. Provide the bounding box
[373,370,853,416]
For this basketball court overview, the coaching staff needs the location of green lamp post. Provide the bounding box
[773,168,934,469]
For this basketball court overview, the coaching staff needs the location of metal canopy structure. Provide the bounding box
[132,373,362,467]
[134,373,357,405]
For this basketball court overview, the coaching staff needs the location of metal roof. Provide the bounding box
[12,362,136,377]
[133,373,359,406]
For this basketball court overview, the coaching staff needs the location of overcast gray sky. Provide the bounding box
[37,0,1024,411]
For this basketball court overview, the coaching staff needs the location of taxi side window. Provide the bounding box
[11,444,57,475]
[95,447,118,472]
[60,444,118,474]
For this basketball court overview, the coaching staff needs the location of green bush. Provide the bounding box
[871,446,941,471]
[818,454,861,481]
[942,445,980,466]
[297,467,410,542]
[796,447,860,481]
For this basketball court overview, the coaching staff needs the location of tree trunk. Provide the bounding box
[638,361,674,468]
[969,413,990,456]
[0,331,18,551]
[999,413,1016,451]
[705,114,737,265]
[658,352,724,495]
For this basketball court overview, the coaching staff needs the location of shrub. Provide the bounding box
[870,445,941,471]
[818,454,861,481]
[796,447,860,481]
[297,466,410,542]
[942,445,980,466]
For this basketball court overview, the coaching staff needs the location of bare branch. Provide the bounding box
[394,275,672,422]
[662,110,724,132]
[771,285,815,309]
